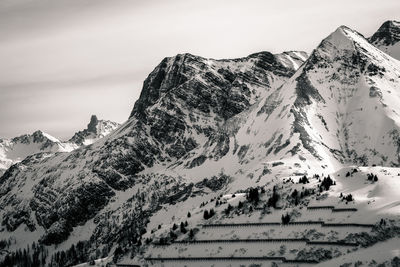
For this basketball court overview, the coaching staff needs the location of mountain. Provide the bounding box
[68,115,120,146]
[241,25,400,169]
[369,20,400,60]
[0,131,76,176]
[0,50,307,255]
[168,25,400,184]
[0,116,119,175]
[1,23,400,267]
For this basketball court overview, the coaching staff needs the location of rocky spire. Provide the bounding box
[87,115,99,134]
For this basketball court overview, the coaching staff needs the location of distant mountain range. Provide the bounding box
[0,115,119,175]
[0,20,400,267]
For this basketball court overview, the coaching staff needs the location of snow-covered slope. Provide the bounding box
[172,25,400,186]
[369,20,400,60]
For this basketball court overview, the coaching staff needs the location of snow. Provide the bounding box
[316,237,400,266]
[376,43,400,61]
[41,131,61,143]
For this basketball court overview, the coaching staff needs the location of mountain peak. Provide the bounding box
[320,25,365,51]
[305,25,384,68]
[69,116,120,146]
[368,20,400,60]
[87,115,99,133]
[129,49,308,121]
[369,20,400,46]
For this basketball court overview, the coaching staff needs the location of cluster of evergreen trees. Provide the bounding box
[247,188,260,204]
[171,221,189,234]
[319,175,335,191]
[367,173,378,182]
[0,238,111,267]
[224,204,233,215]
[49,241,98,267]
[340,193,354,202]
[1,242,47,267]
[290,188,314,206]
[203,208,215,219]
[345,168,358,177]
[298,175,310,184]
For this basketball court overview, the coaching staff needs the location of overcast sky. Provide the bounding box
[0,0,399,139]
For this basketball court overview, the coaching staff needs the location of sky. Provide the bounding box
[0,0,399,140]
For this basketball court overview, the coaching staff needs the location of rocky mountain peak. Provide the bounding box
[68,115,120,146]
[369,20,400,46]
[309,26,367,63]
[368,20,400,60]
[304,24,390,77]
[129,51,307,121]
[87,115,99,133]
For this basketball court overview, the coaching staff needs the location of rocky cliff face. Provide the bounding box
[369,20,400,60]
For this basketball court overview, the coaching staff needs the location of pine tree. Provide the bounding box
[180,222,187,234]
[189,229,194,239]
[281,214,290,224]
[209,208,215,218]
[225,204,233,215]
[203,210,209,219]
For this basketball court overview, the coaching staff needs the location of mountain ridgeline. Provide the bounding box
[0,21,400,266]
[0,115,120,175]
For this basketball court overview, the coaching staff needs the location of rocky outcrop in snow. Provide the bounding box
[369,20,400,60]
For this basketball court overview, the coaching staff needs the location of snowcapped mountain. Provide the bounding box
[167,25,400,184]
[369,20,400,60]
[0,131,75,176]
[1,22,400,267]
[0,49,307,254]
[0,116,119,175]
[69,115,120,146]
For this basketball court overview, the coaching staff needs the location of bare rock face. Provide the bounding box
[87,115,99,133]
[369,20,400,60]
[369,20,400,46]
